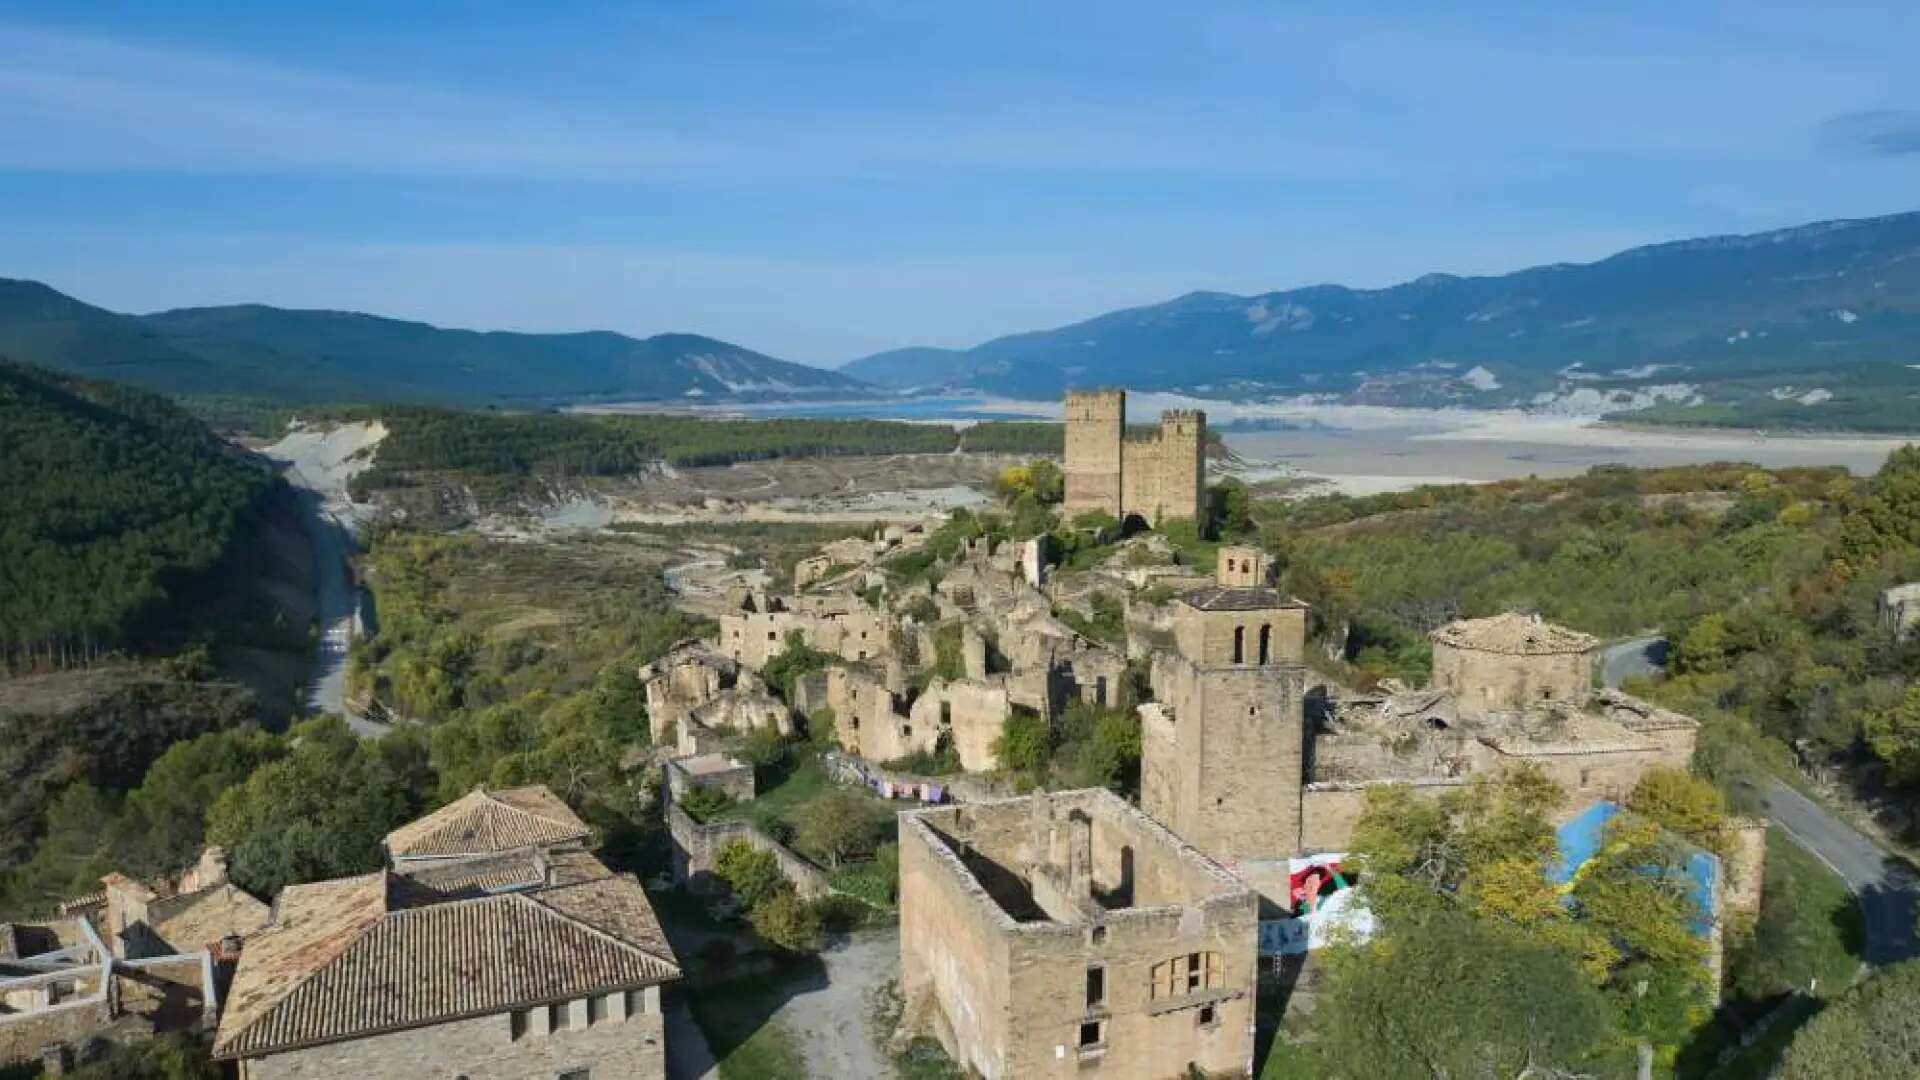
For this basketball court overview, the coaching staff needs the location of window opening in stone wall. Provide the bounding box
[510,1009,529,1041]
[1232,626,1244,664]
[1079,1020,1104,1047]
[1259,624,1271,665]
[1151,952,1223,1000]
[1199,1004,1217,1027]
[1095,676,1108,706]
[1086,965,1106,1008]
[550,1002,570,1031]
[625,989,646,1016]
[589,993,609,1025]
[558,1069,591,1080]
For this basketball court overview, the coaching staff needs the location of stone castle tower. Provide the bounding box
[1140,547,1311,864]
[1062,389,1205,525]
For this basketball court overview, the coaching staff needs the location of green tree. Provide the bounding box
[1297,906,1613,1079]
[747,887,824,953]
[1626,766,1731,856]
[992,710,1050,778]
[714,839,785,909]
[1676,612,1732,673]
[1026,458,1064,504]
[1865,683,1920,787]
[68,1035,221,1080]
[206,717,426,897]
[1779,959,1920,1078]
[1207,478,1252,537]
[123,727,285,872]
[761,632,838,702]
[793,788,887,870]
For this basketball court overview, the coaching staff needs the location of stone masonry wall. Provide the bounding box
[1062,391,1204,525]
[665,804,830,900]
[1000,902,1256,1080]
[1431,643,1591,714]
[0,997,113,1067]
[909,679,1011,772]
[238,992,666,1080]
[1146,654,1307,862]
[899,814,1014,1078]
[1063,390,1125,520]
[1172,606,1307,669]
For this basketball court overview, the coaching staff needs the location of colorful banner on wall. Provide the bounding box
[1256,853,1375,956]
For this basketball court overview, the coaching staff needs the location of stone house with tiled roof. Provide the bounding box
[217,786,679,1079]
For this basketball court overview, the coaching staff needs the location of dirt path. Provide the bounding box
[781,926,898,1080]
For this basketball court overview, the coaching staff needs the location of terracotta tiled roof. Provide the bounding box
[384,785,590,860]
[215,873,390,1059]
[1431,612,1596,655]
[213,867,678,1060]
[149,884,272,952]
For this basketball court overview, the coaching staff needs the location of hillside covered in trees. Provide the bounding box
[346,406,1070,495]
[0,357,279,668]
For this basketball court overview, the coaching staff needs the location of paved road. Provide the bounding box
[1752,779,1920,967]
[1603,634,1920,967]
[1600,634,1668,688]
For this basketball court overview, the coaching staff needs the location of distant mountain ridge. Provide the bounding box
[841,210,1920,415]
[0,279,867,405]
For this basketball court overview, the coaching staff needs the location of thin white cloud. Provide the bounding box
[0,23,731,175]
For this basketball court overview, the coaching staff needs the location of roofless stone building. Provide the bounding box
[897,789,1258,1080]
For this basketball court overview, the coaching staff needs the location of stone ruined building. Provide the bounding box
[709,528,1134,775]
[639,640,791,757]
[1063,390,1206,526]
[1881,582,1920,640]
[216,784,680,1080]
[1292,615,1701,857]
[718,589,894,669]
[796,524,934,591]
[1138,556,1704,906]
[1,847,268,1072]
[898,789,1258,1080]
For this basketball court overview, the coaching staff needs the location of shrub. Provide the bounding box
[714,839,784,909]
[748,888,824,953]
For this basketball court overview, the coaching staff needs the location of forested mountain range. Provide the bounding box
[0,278,867,406]
[843,210,1920,427]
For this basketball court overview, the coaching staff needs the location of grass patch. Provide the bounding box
[1729,828,1865,999]
[687,968,814,1080]
[714,749,836,837]
[1679,826,1865,1077]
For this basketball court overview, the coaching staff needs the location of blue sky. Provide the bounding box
[4,2,1920,365]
